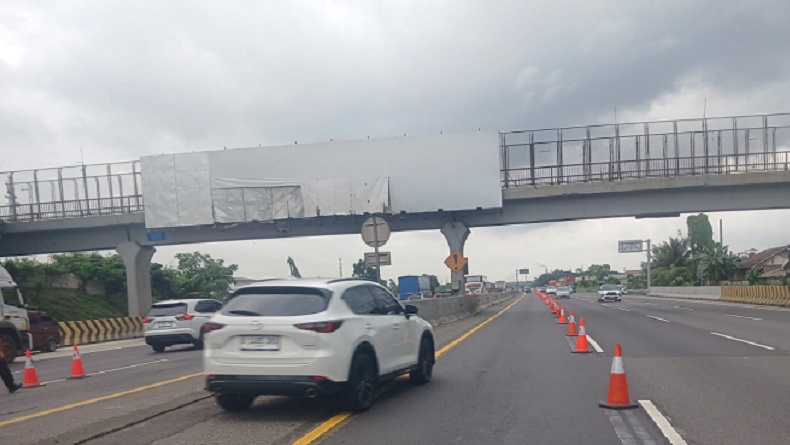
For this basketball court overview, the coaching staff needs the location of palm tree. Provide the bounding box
[702,243,738,284]
[651,236,690,269]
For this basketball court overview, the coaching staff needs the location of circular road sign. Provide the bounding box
[361,216,391,248]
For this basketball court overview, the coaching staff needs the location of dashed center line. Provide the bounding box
[726,314,763,321]
[646,315,671,323]
[615,307,632,312]
[673,306,694,311]
[710,332,775,350]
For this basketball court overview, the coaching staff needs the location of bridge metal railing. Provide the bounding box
[500,112,790,188]
[0,161,143,222]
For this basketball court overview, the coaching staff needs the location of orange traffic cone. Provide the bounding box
[566,311,578,336]
[599,344,638,409]
[572,317,593,353]
[68,344,88,379]
[553,302,560,318]
[557,307,568,324]
[22,350,44,388]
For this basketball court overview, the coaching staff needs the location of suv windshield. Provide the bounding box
[149,303,188,317]
[557,287,569,291]
[223,287,330,317]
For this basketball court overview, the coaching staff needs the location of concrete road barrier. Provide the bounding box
[721,286,790,306]
[59,317,144,347]
[648,286,721,300]
[409,292,518,326]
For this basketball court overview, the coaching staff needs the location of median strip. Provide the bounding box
[710,332,775,350]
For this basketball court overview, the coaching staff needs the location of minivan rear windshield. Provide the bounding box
[148,303,188,317]
[223,287,330,317]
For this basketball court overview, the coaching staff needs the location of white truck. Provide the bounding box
[0,266,31,363]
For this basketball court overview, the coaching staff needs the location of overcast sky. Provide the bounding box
[2,1,789,282]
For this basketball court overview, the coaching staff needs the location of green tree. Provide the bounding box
[687,214,714,254]
[287,257,302,278]
[652,266,693,286]
[150,263,178,300]
[352,259,378,282]
[701,243,738,284]
[387,278,399,296]
[746,266,763,285]
[651,236,690,269]
[424,274,440,293]
[173,252,238,300]
[586,264,611,282]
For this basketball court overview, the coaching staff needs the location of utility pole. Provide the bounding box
[339,258,342,277]
[646,239,652,290]
[719,219,723,245]
[515,269,519,289]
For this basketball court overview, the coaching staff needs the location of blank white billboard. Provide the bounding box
[142,132,502,228]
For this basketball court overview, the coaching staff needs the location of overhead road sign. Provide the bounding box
[618,240,644,253]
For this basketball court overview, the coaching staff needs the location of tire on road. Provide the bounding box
[216,393,255,412]
[410,336,434,385]
[45,338,58,352]
[342,351,377,413]
[152,344,166,353]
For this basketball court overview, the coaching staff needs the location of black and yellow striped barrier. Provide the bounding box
[721,286,790,307]
[58,317,144,346]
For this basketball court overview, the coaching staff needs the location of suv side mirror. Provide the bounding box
[404,304,418,317]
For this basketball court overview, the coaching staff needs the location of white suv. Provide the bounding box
[203,278,435,412]
[143,299,224,352]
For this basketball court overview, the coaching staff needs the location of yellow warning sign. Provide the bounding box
[444,250,468,273]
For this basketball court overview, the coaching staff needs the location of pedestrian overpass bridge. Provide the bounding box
[2,112,789,315]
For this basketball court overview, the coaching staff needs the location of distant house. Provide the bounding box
[625,269,644,277]
[732,246,790,281]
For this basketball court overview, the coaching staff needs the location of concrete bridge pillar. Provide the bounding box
[116,241,156,317]
[441,221,470,295]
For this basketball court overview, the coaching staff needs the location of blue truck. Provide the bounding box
[398,275,432,300]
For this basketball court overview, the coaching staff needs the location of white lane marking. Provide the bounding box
[643,302,657,306]
[646,315,671,323]
[37,359,170,385]
[673,306,694,311]
[726,314,763,321]
[586,335,604,353]
[615,307,632,312]
[710,332,775,350]
[605,410,638,445]
[623,410,658,445]
[639,400,689,445]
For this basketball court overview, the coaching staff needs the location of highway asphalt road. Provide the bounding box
[1,293,788,445]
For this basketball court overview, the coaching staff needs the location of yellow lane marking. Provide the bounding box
[292,294,526,445]
[0,372,203,428]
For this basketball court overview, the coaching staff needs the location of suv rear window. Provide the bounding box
[600,285,620,291]
[223,286,330,317]
[148,303,188,317]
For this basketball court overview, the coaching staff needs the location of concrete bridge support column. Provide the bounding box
[441,221,470,295]
[117,241,156,317]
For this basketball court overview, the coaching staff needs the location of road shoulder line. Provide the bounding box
[638,400,689,445]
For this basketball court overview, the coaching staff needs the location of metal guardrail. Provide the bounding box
[501,112,790,188]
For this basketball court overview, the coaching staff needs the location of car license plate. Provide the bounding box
[157,322,175,328]
[241,335,280,351]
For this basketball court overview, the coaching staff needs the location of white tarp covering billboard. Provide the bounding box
[141,132,501,228]
[142,153,213,228]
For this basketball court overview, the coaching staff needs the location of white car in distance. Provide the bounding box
[203,278,436,412]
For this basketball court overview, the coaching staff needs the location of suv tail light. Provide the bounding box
[141,317,153,323]
[176,314,195,321]
[294,321,343,333]
[202,322,225,333]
